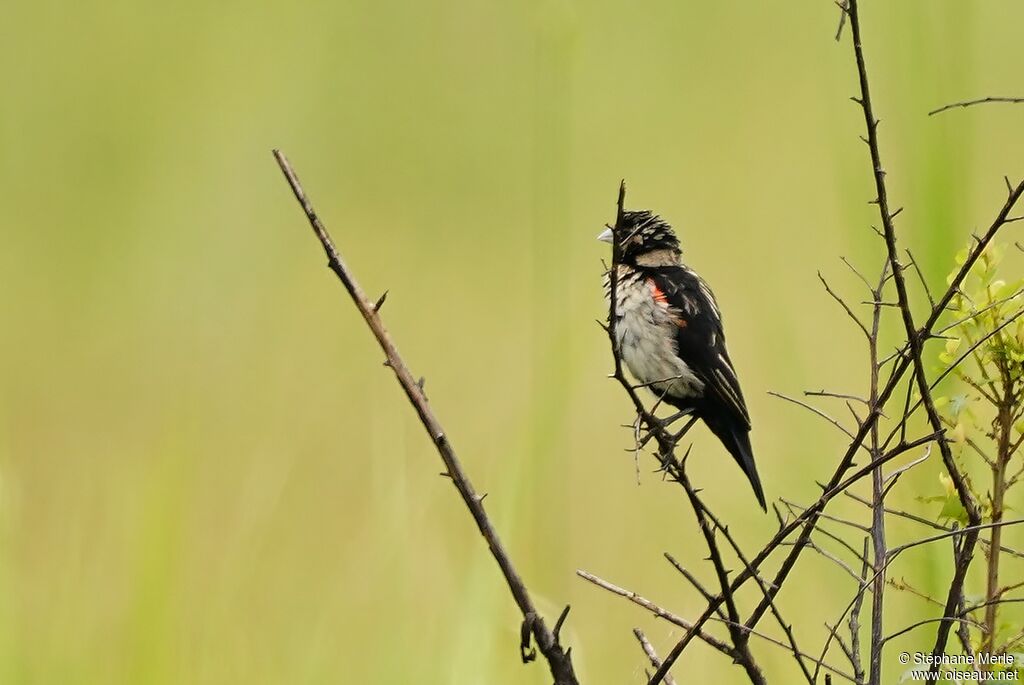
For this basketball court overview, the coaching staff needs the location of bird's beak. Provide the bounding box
[597,227,614,244]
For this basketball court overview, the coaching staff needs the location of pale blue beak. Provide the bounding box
[597,227,614,243]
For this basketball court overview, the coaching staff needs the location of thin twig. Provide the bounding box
[769,392,858,441]
[819,272,871,340]
[834,0,849,42]
[929,96,1024,117]
[576,569,737,659]
[633,630,677,685]
[806,389,870,405]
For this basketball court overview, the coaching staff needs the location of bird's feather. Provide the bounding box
[647,266,751,428]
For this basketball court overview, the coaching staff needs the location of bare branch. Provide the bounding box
[273,150,578,684]
[634,630,677,685]
[929,96,1024,117]
[576,569,737,660]
[834,0,849,41]
[768,391,859,442]
[806,389,870,405]
[819,272,871,340]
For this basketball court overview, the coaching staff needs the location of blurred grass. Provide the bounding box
[1,1,1023,683]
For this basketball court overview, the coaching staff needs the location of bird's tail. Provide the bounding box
[704,416,766,511]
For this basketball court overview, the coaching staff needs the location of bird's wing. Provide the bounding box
[648,266,751,428]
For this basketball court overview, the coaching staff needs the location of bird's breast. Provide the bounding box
[610,269,705,399]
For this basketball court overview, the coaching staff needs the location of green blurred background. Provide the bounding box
[2,1,1023,683]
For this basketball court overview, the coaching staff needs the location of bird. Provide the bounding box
[599,209,766,510]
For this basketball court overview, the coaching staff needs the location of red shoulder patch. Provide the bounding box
[648,279,668,304]
[649,279,687,328]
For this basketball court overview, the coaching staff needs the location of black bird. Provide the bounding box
[599,210,765,509]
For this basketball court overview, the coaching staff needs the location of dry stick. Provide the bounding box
[866,265,886,685]
[782,537,867,586]
[796,515,872,567]
[633,630,678,685]
[929,96,1024,117]
[834,0,849,41]
[576,570,737,659]
[781,498,869,534]
[768,391,860,442]
[272,150,579,685]
[849,538,870,685]
[886,577,945,609]
[819,272,871,340]
[844,2,983,679]
[805,389,870,405]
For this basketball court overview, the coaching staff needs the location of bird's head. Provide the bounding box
[597,210,681,267]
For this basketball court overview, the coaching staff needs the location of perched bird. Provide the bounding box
[599,210,765,510]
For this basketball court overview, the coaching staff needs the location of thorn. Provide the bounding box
[372,289,389,312]
[383,359,392,368]
[850,96,863,105]
[439,471,452,479]
[553,605,571,641]
[859,135,869,145]
[889,207,904,220]
[1006,176,1013,195]
[476,493,488,504]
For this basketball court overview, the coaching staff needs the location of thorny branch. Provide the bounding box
[273,150,579,685]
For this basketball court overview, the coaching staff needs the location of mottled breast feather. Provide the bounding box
[607,265,706,400]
